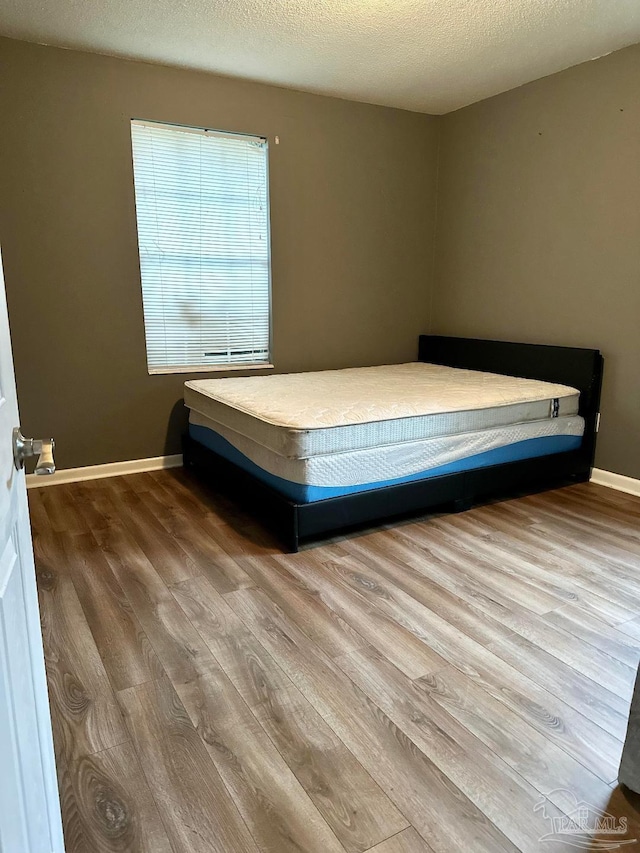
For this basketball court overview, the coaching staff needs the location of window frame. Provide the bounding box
[130,118,274,376]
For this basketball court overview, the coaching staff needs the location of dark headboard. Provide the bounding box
[418,335,604,471]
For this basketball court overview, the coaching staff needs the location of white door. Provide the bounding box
[0,248,65,852]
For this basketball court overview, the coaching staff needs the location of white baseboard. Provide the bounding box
[26,456,639,498]
[26,453,183,489]
[590,468,640,498]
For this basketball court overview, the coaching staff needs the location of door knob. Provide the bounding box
[13,428,56,475]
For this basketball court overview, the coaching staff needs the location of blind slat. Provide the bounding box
[131,120,271,372]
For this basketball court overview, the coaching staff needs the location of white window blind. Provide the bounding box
[130,120,272,373]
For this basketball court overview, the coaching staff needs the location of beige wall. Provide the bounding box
[3,35,638,476]
[0,37,438,468]
[433,44,640,478]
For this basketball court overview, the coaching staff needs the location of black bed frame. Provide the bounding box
[183,335,604,552]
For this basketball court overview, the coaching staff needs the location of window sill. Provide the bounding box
[149,363,275,376]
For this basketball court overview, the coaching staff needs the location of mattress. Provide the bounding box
[190,408,584,485]
[184,362,580,458]
[188,414,585,502]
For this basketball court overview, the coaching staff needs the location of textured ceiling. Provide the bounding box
[1,0,640,113]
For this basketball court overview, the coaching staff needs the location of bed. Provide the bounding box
[182,335,603,551]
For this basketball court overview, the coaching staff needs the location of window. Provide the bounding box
[130,119,272,374]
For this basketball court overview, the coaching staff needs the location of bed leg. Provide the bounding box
[181,434,193,469]
[282,528,299,553]
[452,497,473,513]
[288,536,300,554]
[285,509,300,553]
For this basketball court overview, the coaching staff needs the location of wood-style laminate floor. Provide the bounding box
[29,470,640,852]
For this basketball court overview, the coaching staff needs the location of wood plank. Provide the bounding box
[330,644,578,853]
[274,552,447,678]
[496,487,640,542]
[33,472,640,853]
[488,632,630,740]
[317,548,623,781]
[117,676,260,853]
[429,513,577,605]
[392,508,637,637]
[396,519,563,614]
[175,656,349,853]
[150,466,242,525]
[530,489,640,545]
[173,577,412,853]
[496,607,636,700]
[27,487,53,533]
[252,685,408,853]
[117,471,158,494]
[414,664,619,792]
[208,514,283,561]
[40,484,90,535]
[93,525,214,686]
[56,741,173,853]
[238,553,368,659]
[339,649,640,853]
[488,501,640,621]
[298,549,512,673]
[429,634,621,782]
[328,537,516,648]
[542,604,640,669]
[508,497,640,577]
[34,534,128,762]
[438,509,639,625]
[135,487,255,593]
[73,482,124,531]
[100,485,202,585]
[226,586,521,853]
[172,575,291,708]
[147,468,218,519]
[617,616,640,643]
[367,827,436,853]
[395,512,635,699]
[66,481,116,532]
[59,531,163,691]
[379,525,529,625]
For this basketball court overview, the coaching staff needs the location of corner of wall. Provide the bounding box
[427,116,443,335]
